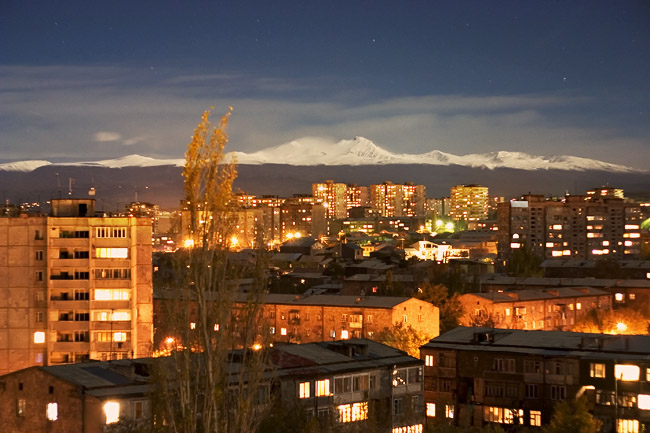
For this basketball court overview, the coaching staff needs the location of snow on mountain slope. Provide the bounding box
[0,138,641,173]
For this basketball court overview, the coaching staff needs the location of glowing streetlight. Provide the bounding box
[435,220,443,227]
[445,222,454,231]
[165,336,175,345]
[230,236,239,247]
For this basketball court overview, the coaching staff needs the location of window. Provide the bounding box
[524,360,541,373]
[133,401,144,419]
[104,401,120,424]
[34,331,45,344]
[17,399,26,417]
[338,402,368,423]
[618,419,639,433]
[299,382,310,399]
[316,379,330,396]
[94,289,130,300]
[493,358,515,372]
[616,364,640,381]
[426,402,436,417]
[112,311,130,321]
[425,354,434,367]
[74,312,89,321]
[269,327,275,335]
[96,248,128,259]
[47,402,58,421]
[35,250,44,260]
[340,330,349,339]
[95,269,131,280]
[96,227,128,238]
[74,290,89,300]
[638,394,650,410]
[335,376,351,394]
[525,383,538,399]
[530,410,542,426]
[393,398,403,415]
[113,332,128,342]
[35,271,43,282]
[551,385,566,400]
[445,404,454,419]
[280,327,287,336]
[590,362,606,378]
[36,312,44,323]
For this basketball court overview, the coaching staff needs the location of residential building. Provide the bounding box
[458,287,612,331]
[0,198,153,375]
[369,182,426,218]
[449,185,489,221]
[346,184,369,211]
[313,181,348,219]
[497,194,646,260]
[421,327,650,432]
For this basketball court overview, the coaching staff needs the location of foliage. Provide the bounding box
[504,243,543,277]
[416,282,464,334]
[572,307,649,335]
[151,108,271,433]
[426,421,507,433]
[543,397,600,433]
[371,322,434,358]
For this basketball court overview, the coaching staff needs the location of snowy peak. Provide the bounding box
[0,138,641,173]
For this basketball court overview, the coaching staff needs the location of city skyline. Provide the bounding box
[1,1,649,168]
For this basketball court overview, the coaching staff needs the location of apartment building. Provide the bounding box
[497,194,646,260]
[449,184,489,221]
[0,199,153,375]
[369,182,426,218]
[421,327,650,432]
[458,287,612,331]
[313,180,348,219]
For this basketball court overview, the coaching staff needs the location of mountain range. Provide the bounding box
[0,137,643,173]
[1,137,648,210]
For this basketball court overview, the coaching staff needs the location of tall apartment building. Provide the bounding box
[497,194,645,260]
[312,180,348,219]
[280,195,327,241]
[0,199,153,375]
[369,182,426,218]
[449,184,489,221]
[346,184,369,211]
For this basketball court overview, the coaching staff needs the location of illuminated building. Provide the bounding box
[497,193,646,260]
[369,182,426,218]
[422,327,650,431]
[280,195,327,241]
[346,183,369,211]
[312,180,348,219]
[449,184,489,221]
[586,186,625,200]
[0,199,153,375]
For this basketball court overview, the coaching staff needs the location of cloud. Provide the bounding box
[122,136,146,146]
[93,131,122,142]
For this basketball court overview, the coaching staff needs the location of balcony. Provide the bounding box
[52,341,90,352]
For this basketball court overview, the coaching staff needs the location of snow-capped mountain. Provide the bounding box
[0,137,641,173]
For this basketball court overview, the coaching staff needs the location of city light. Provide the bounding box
[165,336,175,345]
[183,239,194,248]
[104,401,120,424]
[616,322,628,333]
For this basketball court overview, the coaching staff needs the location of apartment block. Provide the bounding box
[313,180,348,219]
[369,182,426,218]
[497,194,646,260]
[421,327,650,432]
[458,287,612,331]
[449,184,489,221]
[0,199,153,375]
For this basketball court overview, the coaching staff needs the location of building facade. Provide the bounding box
[0,199,153,375]
[497,194,646,260]
[313,181,348,219]
[421,327,650,432]
[449,184,489,222]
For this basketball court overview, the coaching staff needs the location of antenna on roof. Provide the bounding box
[56,173,61,198]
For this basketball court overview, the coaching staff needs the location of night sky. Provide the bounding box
[1,1,649,168]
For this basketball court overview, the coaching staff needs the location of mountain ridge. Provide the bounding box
[0,137,642,173]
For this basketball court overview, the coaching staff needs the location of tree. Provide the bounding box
[371,322,434,358]
[151,108,271,433]
[572,307,649,335]
[416,283,464,334]
[543,397,600,433]
[505,243,544,277]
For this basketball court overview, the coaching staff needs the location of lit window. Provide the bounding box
[269,327,275,334]
[299,382,310,399]
[530,410,542,426]
[546,242,554,248]
[510,243,521,249]
[590,363,605,378]
[316,379,330,396]
[638,394,650,410]
[190,322,196,330]
[341,330,349,339]
[47,402,58,421]
[505,308,511,316]
[280,328,287,336]
[426,402,436,417]
[445,404,454,419]
[425,355,434,367]
[618,419,639,433]
[615,293,624,302]
[615,364,640,381]
[104,401,120,424]
[551,250,563,257]
[552,224,562,230]
[112,311,130,321]
[17,399,26,417]
[34,331,45,344]
[113,332,128,342]
[576,302,582,310]
[95,248,128,259]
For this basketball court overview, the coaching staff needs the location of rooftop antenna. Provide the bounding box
[68,178,74,196]
[56,173,62,198]
[88,178,96,197]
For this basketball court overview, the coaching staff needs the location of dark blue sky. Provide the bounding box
[1,1,649,167]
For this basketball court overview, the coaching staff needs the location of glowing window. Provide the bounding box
[299,382,310,399]
[426,402,436,417]
[510,243,521,249]
[337,402,368,423]
[113,332,128,342]
[590,363,605,378]
[615,293,624,302]
[552,250,563,257]
[95,248,128,259]
[546,242,554,248]
[47,402,58,421]
[552,224,562,230]
[316,379,330,397]
[95,289,130,301]
[34,331,45,344]
[618,419,639,433]
[445,404,454,419]
[280,328,287,336]
[615,364,640,381]
[425,355,434,367]
[638,394,650,410]
[104,401,120,424]
[530,410,542,426]
[341,330,349,339]
[112,311,131,321]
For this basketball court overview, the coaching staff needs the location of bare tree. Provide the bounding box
[151,108,271,433]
